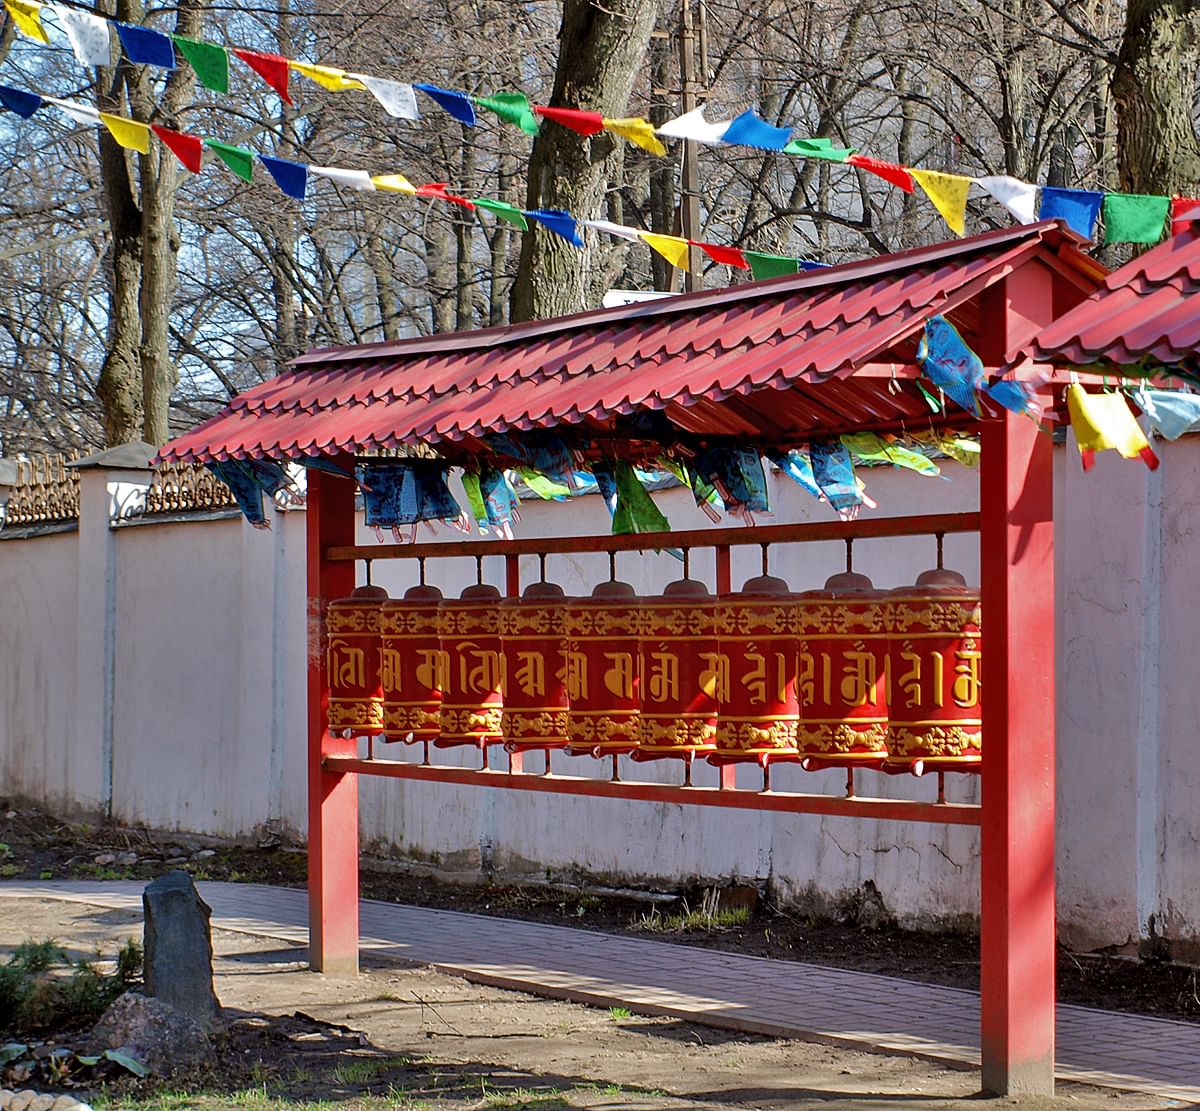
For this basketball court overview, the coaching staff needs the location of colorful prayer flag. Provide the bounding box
[698,242,749,269]
[581,218,641,241]
[114,22,174,68]
[640,232,691,269]
[745,251,800,280]
[1066,384,1158,470]
[472,198,529,228]
[310,165,375,190]
[720,108,791,151]
[848,154,914,193]
[911,169,971,236]
[413,83,475,125]
[1170,197,1200,235]
[415,181,474,208]
[356,75,418,120]
[4,0,48,44]
[603,116,665,155]
[475,91,538,135]
[371,172,417,194]
[1135,388,1200,440]
[534,105,604,136]
[0,83,41,118]
[100,112,149,153]
[916,315,983,416]
[260,154,307,199]
[1102,192,1169,245]
[205,139,254,181]
[289,61,365,92]
[45,95,99,126]
[656,106,729,145]
[1038,186,1103,240]
[233,48,292,104]
[152,125,202,171]
[525,208,583,247]
[48,4,110,65]
[976,174,1038,224]
[173,35,228,92]
[783,137,854,161]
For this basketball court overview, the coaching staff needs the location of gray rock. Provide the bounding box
[92,994,212,1075]
[49,1098,85,1111]
[26,1096,53,1111]
[189,850,215,861]
[142,871,222,1030]
[115,852,138,866]
[92,853,116,867]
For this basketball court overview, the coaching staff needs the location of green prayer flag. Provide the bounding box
[1103,192,1170,245]
[841,432,940,477]
[784,137,855,162]
[612,462,669,535]
[205,139,254,181]
[515,466,570,500]
[471,197,529,229]
[173,35,229,93]
[745,251,801,280]
[460,472,487,529]
[474,91,539,135]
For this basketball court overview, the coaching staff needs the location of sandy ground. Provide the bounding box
[0,897,1175,1111]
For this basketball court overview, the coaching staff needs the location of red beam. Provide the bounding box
[326,512,980,564]
[323,756,982,826]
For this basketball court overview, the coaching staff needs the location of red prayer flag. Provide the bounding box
[696,241,749,270]
[151,125,203,173]
[233,48,292,105]
[415,182,475,209]
[1171,196,1200,235]
[534,105,605,136]
[848,154,915,193]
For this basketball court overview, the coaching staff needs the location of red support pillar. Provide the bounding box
[307,463,360,975]
[979,408,1056,1095]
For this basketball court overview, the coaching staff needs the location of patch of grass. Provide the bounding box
[332,1055,414,1086]
[607,1006,632,1021]
[631,903,750,933]
[0,864,18,878]
[480,1085,567,1109]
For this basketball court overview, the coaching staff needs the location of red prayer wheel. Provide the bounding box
[795,572,890,771]
[380,584,445,744]
[712,575,801,766]
[565,581,642,757]
[883,568,982,775]
[436,583,504,749]
[325,583,389,737]
[500,581,570,752]
[635,579,720,760]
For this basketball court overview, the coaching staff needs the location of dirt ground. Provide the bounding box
[0,897,1176,1111]
[2,806,1199,1025]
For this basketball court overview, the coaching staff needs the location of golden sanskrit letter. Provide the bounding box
[741,644,768,705]
[699,652,730,702]
[840,642,878,707]
[952,641,981,708]
[379,647,403,694]
[931,650,945,708]
[513,651,546,698]
[646,647,680,703]
[603,652,635,699]
[460,642,501,695]
[328,639,365,688]
[565,650,589,701]
[415,648,449,693]
[899,644,922,709]
[798,648,815,705]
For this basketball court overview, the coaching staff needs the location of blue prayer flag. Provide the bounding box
[917,315,985,416]
[720,108,792,151]
[1038,186,1104,240]
[525,208,584,247]
[260,155,308,199]
[0,84,42,118]
[809,440,862,511]
[114,23,176,69]
[414,83,476,126]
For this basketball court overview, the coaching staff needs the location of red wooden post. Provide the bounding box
[307,463,360,975]
[979,407,1056,1095]
[713,546,737,789]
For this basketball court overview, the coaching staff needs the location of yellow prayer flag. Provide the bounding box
[603,116,667,156]
[4,0,48,43]
[640,232,691,270]
[911,169,972,237]
[371,173,417,195]
[100,113,150,154]
[289,61,366,92]
[1066,384,1153,462]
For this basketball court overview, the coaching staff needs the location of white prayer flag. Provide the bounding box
[581,219,643,242]
[46,96,100,126]
[656,106,730,145]
[47,4,111,65]
[311,166,376,191]
[355,75,419,120]
[976,175,1039,225]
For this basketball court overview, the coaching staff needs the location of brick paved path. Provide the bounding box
[2,881,1197,1102]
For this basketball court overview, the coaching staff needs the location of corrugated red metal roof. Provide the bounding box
[1027,222,1200,372]
[161,221,1105,463]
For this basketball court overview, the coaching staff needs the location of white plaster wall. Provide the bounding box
[1,444,1197,950]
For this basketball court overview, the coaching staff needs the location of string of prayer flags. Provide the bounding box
[355,460,464,533]
[472,198,528,228]
[1102,193,1170,245]
[357,75,418,120]
[0,83,41,117]
[603,116,666,155]
[698,242,749,269]
[49,4,110,65]
[205,139,254,181]
[413,83,475,125]
[1135,388,1200,440]
[260,154,307,199]
[152,126,203,171]
[173,35,228,93]
[289,61,364,92]
[1066,384,1159,470]
[525,208,583,247]
[784,137,855,162]
[911,169,971,236]
[917,315,984,416]
[841,432,941,477]
[44,94,98,125]
[656,106,729,145]
[114,22,174,68]
[4,0,49,44]
[1038,186,1103,240]
[1171,197,1200,235]
[475,91,538,135]
[848,154,915,193]
[100,112,150,153]
[975,175,1039,224]
[640,232,691,270]
[721,108,792,151]
[311,165,375,190]
[535,105,604,136]
[233,48,291,104]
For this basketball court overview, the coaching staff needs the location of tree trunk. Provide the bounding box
[510,0,657,323]
[1113,0,1200,195]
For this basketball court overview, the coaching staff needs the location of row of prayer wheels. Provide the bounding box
[324,566,981,775]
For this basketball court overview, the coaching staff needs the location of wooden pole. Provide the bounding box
[678,0,701,292]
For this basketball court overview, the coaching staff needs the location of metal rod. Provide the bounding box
[936,532,945,570]
[539,553,547,582]
[682,548,690,578]
[609,550,617,581]
[475,554,484,585]
[683,753,694,787]
[938,770,946,805]
[762,760,772,793]
[323,756,982,826]
[611,753,621,782]
[845,768,856,798]
[845,538,854,573]
[364,559,372,586]
[422,740,430,766]
[543,750,552,776]
[761,543,769,576]
[418,556,426,585]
